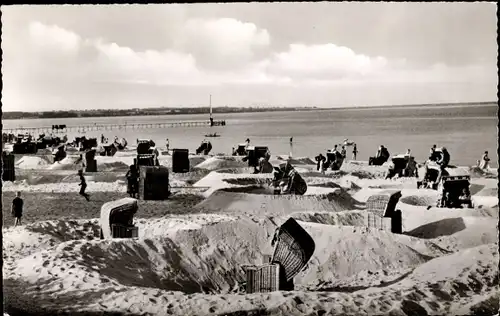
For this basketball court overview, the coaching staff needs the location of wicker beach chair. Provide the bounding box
[100,198,139,239]
[365,190,402,218]
[271,218,315,284]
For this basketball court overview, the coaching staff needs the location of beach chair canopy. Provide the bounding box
[271,218,315,282]
[365,190,402,217]
[100,198,138,239]
[391,155,412,169]
[442,167,470,179]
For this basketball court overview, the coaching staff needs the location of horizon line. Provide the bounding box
[2,100,497,114]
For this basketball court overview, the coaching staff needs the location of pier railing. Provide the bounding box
[3,120,226,135]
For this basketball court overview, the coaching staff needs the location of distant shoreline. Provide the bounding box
[3,101,496,120]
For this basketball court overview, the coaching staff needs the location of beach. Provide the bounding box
[2,103,497,167]
[2,147,499,315]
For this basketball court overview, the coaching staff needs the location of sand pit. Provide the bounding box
[196,188,361,216]
[94,156,132,171]
[400,195,436,206]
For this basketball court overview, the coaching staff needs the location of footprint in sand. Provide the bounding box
[42,260,50,267]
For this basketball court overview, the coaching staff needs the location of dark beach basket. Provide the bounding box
[85,159,97,173]
[245,263,280,293]
[111,224,139,238]
[139,166,170,200]
[136,142,151,155]
[271,218,315,283]
[2,153,15,182]
[172,149,190,173]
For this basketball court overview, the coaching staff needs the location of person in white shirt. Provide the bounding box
[480,151,490,170]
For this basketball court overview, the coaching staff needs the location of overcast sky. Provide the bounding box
[1,3,497,111]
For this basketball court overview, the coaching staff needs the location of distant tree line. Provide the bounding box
[2,106,319,120]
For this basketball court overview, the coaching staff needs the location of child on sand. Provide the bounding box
[78,170,90,201]
[11,191,23,227]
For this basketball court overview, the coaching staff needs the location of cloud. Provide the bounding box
[28,21,81,54]
[265,43,389,81]
[2,16,496,111]
[175,18,271,70]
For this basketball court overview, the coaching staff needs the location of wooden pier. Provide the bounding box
[3,120,226,135]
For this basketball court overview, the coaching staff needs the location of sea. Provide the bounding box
[2,103,498,167]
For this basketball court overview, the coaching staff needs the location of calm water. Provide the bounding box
[2,104,498,167]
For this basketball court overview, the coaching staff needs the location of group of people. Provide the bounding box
[272,159,307,195]
[314,143,357,173]
[440,187,472,208]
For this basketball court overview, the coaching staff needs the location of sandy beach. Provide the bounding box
[2,149,498,316]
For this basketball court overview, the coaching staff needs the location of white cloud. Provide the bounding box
[176,18,271,70]
[2,19,496,111]
[28,21,81,54]
[265,43,389,81]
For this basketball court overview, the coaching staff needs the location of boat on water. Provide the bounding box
[205,95,221,137]
[205,133,221,137]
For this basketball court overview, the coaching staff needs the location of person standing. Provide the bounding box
[341,146,347,162]
[352,144,358,160]
[11,191,24,227]
[126,165,139,198]
[165,139,170,154]
[78,170,90,201]
[289,137,293,158]
[480,151,490,170]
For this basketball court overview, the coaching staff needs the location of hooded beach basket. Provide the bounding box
[271,218,315,282]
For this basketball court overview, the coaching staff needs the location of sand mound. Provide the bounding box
[291,210,366,226]
[474,187,498,197]
[94,156,133,171]
[15,156,52,169]
[296,223,435,286]
[469,166,498,178]
[222,177,271,186]
[196,189,361,216]
[407,217,468,239]
[274,156,315,165]
[9,218,442,295]
[195,157,247,171]
[216,167,256,174]
[46,156,82,170]
[400,195,436,206]
[404,216,497,252]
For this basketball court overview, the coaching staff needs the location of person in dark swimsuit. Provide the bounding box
[12,191,24,227]
[78,170,90,201]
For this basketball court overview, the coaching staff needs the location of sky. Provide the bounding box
[1,2,498,112]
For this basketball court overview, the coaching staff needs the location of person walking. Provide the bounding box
[11,191,24,227]
[78,170,90,201]
[352,144,358,160]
